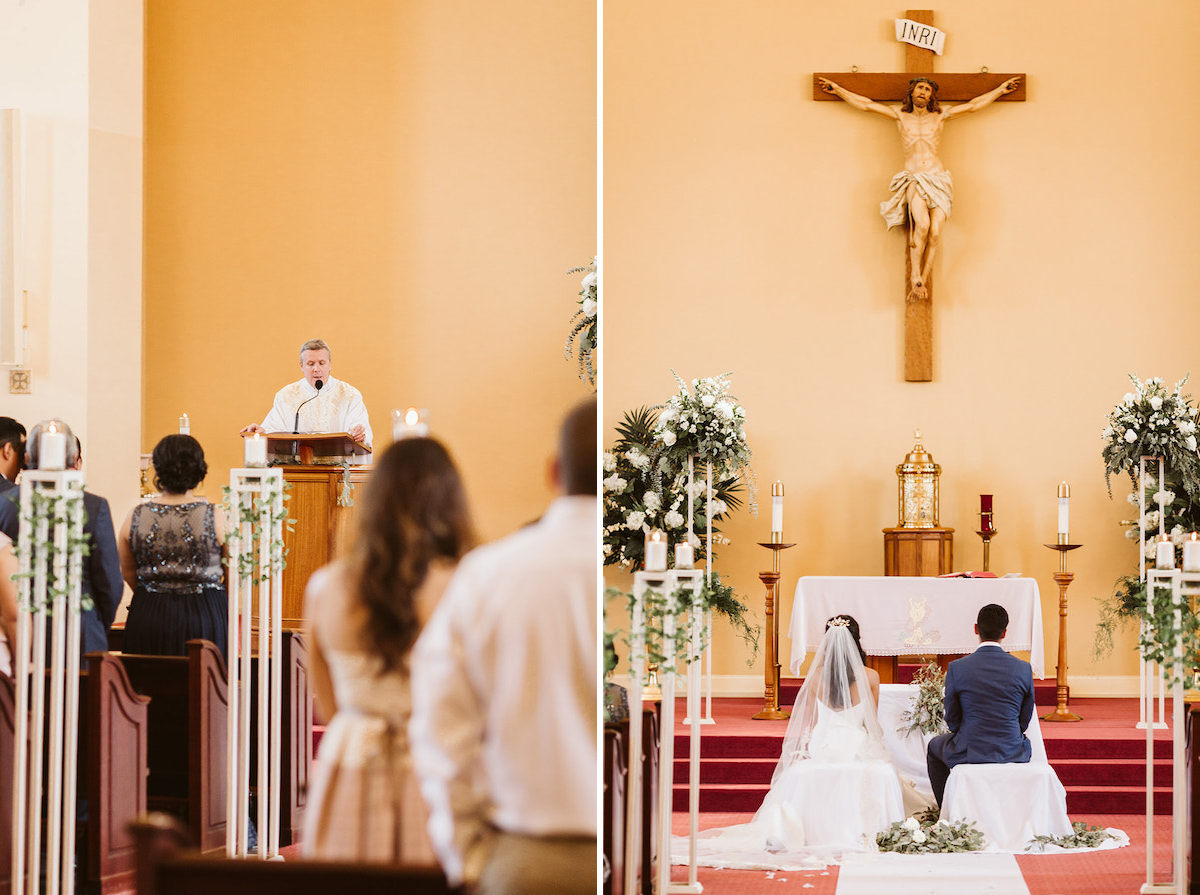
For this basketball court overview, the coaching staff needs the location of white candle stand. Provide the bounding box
[1138,457,1171,731]
[1140,567,1196,895]
[11,470,85,895]
[624,567,706,895]
[225,467,287,859]
[683,458,715,725]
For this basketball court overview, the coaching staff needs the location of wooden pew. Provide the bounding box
[0,653,150,895]
[131,813,457,895]
[117,639,229,852]
[639,704,660,895]
[603,724,626,895]
[117,630,312,850]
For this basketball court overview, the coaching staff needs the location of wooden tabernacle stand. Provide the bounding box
[254,433,372,628]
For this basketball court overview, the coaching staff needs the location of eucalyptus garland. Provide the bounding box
[1027,821,1116,852]
[563,258,598,388]
[612,571,759,674]
[338,460,355,508]
[222,478,294,584]
[898,662,949,736]
[877,815,983,854]
[11,483,93,614]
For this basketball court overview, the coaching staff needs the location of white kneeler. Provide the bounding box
[942,760,1073,851]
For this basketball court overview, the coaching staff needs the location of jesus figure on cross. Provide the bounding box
[818,75,1021,300]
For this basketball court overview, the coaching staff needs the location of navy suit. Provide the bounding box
[0,487,124,656]
[0,475,15,498]
[926,643,1034,806]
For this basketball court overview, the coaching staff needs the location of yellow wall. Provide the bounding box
[603,1,1200,691]
[144,1,596,541]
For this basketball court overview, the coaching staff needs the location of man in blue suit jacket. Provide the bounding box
[926,603,1035,808]
[0,421,124,657]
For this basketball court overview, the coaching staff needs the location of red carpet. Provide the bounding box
[670,811,1169,894]
[671,695,1174,814]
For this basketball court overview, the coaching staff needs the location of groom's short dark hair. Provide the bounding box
[977,603,1008,641]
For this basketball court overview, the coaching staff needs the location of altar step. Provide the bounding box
[778,672,1061,707]
[670,696,1176,816]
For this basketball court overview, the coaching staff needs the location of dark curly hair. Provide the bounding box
[152,434,208,494]
[351,437,474,674]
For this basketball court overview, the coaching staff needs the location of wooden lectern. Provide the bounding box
[260,433,372,628]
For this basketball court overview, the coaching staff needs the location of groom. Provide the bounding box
[926,603,1035,807]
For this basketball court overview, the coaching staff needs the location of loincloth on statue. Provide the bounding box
[880,170,953,230]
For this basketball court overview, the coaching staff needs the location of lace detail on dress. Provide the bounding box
[130,502,223,594]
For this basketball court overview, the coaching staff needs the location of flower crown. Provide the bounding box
[828,617,850,628]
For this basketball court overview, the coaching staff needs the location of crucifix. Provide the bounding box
[813,10,1026,382]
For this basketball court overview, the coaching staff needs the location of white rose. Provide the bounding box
[709,498,728,516]
[911,830,927,843]
[1150,396,1163,411]
[626,511,645,530]
[582,298,597,318]
[1188,435,1198,452]
[701,394,715,407]
[902,817,919,832]
[1125,429,1138,443]
[643,492,661,512]
[603,452,616,472]
[581,271,597,289]
[715,400,734,421]
[664,510,685,529]
[603,474,627,494]
[661,430,677,447]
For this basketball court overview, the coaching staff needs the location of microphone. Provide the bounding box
[293,378,324,434]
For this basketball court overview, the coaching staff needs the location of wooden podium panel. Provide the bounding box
[277,464,371,627]
[883,526,953,577]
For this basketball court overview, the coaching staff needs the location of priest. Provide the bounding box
[240,338,373,458]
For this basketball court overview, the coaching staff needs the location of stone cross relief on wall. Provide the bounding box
[813,10,1025,381]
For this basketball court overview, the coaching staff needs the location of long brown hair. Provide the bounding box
[350,437,474,673]
[901,77,941,113]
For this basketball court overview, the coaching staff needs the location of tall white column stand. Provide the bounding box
[627,568,705,895]
[11,470,85,895]
[1138,457,1169,731]
[225,467,286,859]
[685,461,715,725]
[1140,568,1194,895]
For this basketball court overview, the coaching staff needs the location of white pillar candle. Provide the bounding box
[645,530,667,572]
[1056,482,1070,544]
[179,413,190,435]
[1156,535,1175,570]
[771,481,784,540]
[244,433,268,468]
[675,542,694,570]
[392,407,429,440]
[1184,533,1200,573]
[40,424,66,470]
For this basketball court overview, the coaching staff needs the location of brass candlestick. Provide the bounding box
[1042,542,1083,722]
[753,542,795,720]
[976,511,997,572]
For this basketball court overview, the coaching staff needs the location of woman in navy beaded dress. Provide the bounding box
[118,434,229,659]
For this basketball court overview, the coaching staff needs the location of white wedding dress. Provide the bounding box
[675,623,907,870]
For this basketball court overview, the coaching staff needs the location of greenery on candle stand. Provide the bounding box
[12,484,92,614]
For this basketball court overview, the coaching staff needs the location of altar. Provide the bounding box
[788,576,1045,679]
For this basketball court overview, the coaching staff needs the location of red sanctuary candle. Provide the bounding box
[980,494,993,531]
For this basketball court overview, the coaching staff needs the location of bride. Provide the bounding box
[679,615,909,870]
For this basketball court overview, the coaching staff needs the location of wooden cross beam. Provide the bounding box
[813,10,1025,381]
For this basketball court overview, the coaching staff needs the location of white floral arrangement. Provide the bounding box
[602,406,738,569]
[563,257,598,388]
[652,371,756,515]
[1102,373,1200,499]
[877,815,983,854]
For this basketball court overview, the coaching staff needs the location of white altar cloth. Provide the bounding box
[788,576,1045,679]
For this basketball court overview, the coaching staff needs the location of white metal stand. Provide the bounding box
[225,467,286,859]
[11,470,85,895]
[625,568,705,895]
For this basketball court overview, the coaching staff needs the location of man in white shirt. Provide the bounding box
[240,339,373,454]
[410,398,597,895]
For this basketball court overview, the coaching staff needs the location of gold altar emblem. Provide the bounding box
[896,430,941,528]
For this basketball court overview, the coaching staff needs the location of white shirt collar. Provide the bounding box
[297,374,339,395]
[974,641,1003,651]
